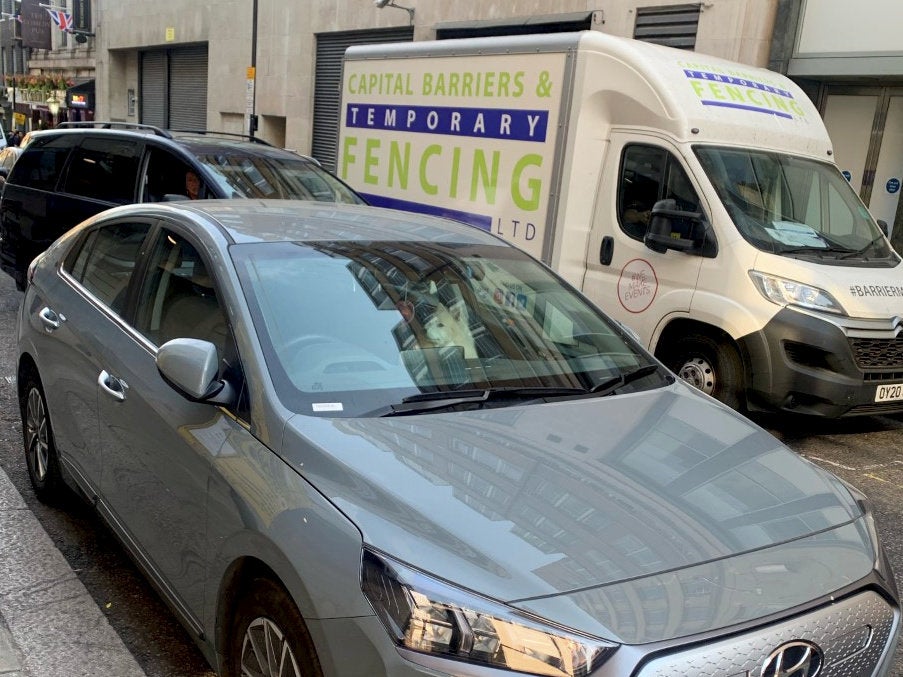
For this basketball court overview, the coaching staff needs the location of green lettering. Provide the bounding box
[462,72,474,98]
[364,138,380,185]
[422,73,433,96]
[512,72,524,97]
[497,71,511,97]
[450,147,460,198]
[448,72,460,98]
[419,145,441,195]
[340,136,358,180]
[470,150,499,204]
[388,141,410,189]
[707,83,727,101]
[512,154,542,210]
[690,80,706,97]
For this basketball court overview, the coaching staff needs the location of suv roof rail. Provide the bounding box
[55,121,173,138]
[169,129,274,146]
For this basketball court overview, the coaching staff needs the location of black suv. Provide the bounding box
[0,122,363,290]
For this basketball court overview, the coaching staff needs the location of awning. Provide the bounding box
[66,79,95,110]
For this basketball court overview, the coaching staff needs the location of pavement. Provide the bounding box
[0,465,145,677]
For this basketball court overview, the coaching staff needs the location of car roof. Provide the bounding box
[98,199,500,247]
[25,126,311,162]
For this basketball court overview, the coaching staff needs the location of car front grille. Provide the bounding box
[850,337,903,371]
[636,590,897,677]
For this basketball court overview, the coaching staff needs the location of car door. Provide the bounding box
[584,134,708,345]
[96,223,234,625]
[30,219,153,495]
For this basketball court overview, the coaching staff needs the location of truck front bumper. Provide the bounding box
[739,307,903,417]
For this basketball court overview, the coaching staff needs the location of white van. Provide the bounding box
[337,31,903,418]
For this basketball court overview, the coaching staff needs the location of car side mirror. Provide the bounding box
[156,338,234,404]
[644,198,716,258]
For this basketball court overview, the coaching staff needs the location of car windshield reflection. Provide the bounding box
[232,239,668,416]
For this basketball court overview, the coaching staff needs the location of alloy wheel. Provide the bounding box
[25,386,49,482]
[240,617,302,677]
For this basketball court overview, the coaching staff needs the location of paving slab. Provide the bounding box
[0,467,145,677]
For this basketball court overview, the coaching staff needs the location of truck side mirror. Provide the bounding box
[644,199,716,258]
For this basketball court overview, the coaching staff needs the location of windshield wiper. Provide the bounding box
[839,235,885,260]
[588,363,663,397]
[368,386,588,417]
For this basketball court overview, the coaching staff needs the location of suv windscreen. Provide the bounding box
[195,151,363,203]
[695,146,895,263]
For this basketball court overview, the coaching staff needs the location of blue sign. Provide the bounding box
[841,170,852,182]
[887,177,901,194]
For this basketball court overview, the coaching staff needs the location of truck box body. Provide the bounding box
[339,31,903,417]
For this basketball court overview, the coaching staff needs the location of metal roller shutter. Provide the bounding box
[312,28,412,172]
[169,45,208,130]
[140,51,166,128]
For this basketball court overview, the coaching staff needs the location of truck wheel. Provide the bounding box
[225,577,322,677]
[669,334,744,411]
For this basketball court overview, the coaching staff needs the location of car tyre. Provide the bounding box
[21,371,63,501]
[226,577,323,677]
[668,333,745,411]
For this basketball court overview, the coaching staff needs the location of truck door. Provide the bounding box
[583,135,707,347]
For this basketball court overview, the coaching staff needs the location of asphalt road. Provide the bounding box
[0,269,901,676]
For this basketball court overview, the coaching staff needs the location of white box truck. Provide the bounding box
[337,31,903,417]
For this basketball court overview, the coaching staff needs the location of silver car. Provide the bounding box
[17,200,900,676]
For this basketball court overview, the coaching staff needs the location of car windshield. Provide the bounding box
[695,146,895,263]
[195,152,363,203]
[231,239,667,417]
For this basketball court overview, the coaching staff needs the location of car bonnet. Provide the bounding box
[281,383,873,641]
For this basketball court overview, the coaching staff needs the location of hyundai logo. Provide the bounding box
[760,640,823,677]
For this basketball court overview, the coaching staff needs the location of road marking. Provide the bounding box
[805,455,857,471]
[2,376,13,386]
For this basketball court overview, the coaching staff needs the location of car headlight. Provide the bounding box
[749,270,846,315]
[361,549,616,676]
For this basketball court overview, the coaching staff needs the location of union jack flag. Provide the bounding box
[45,9,74,32]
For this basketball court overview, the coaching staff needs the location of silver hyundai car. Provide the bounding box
[17,200,900,676]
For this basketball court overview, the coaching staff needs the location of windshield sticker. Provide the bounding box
[312,402,344,412]
[618,259,658,314]
[766,221,827,248]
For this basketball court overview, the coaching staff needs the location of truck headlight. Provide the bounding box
[749,271,846,315]
[361,549,615,676]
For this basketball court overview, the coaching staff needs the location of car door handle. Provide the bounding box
[98,370,128,402]
[38,306,65,332]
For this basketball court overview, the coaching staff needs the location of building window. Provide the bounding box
[633,4,701,50]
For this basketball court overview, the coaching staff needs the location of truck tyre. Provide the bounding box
[225,577,322,677]
[668,334,744,411]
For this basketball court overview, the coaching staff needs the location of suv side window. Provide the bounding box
[7,134,77,191]
[61,137,141,204]
[618,144,703,240]
[66,221,151,314]
[142,147,204,202]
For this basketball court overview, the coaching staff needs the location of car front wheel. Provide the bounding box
[227,577,322,677]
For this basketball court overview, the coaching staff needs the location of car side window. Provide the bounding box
[133,229,228,356]
[618,144,702,240]
[65,221,151,314]
[141,147,204,202]
[61,137,141,204]
[7,134,77,190]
